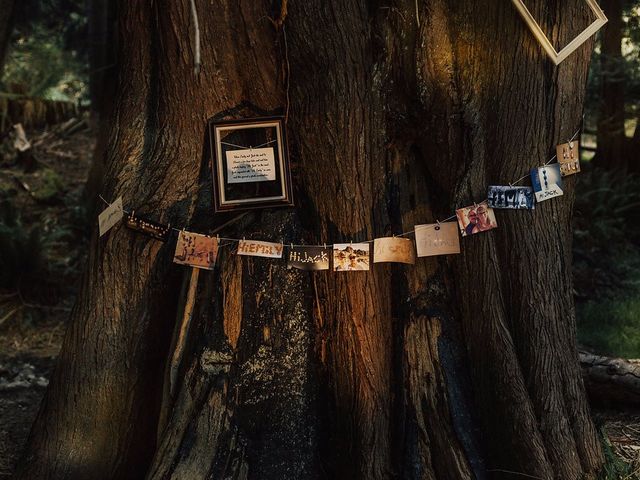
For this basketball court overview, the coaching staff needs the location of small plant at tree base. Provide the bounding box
[597,429,637,480]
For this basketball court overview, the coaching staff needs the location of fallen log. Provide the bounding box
[580,351,640,408]
[0,93,78,130]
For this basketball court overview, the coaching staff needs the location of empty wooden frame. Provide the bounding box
[511,0,608,65]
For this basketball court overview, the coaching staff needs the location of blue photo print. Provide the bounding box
[487,185,535,210]
[530,164,563,203]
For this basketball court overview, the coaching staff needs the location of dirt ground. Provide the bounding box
[0,121,639,478]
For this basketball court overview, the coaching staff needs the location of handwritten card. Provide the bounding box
[237,239,283,258]
[226,147,276,184]
[173,231,219,270]
[531,164,564,202]
[373,237,415,264]
[287,246,331,271]
[98,196,123,236]
[414,222,460,257]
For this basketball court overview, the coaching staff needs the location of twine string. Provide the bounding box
[99,128,582,248]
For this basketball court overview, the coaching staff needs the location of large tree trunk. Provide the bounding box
[18,1,603,479]
[594,0,626,171]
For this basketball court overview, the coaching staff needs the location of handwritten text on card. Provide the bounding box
[237,240,283,258]
[98,196,123,237]
[415,222,461,257]
[373,237,416,264]
[226,147,276,184]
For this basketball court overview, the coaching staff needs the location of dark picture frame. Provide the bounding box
[208,116,293,213]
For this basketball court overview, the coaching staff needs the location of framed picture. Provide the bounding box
[511,0,607,65]
[209,116,294,212]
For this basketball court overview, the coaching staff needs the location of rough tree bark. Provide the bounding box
[18,1,604,479]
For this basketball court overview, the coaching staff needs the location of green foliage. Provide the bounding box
[598,429,637,480]
[573,168,640,300]
[574,168,640,358]
[578,298,640,358]
[31,169,65,203]
[0,0,88,101]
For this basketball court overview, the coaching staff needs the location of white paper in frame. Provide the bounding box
[511,0,607,65]
[214,121,287,206]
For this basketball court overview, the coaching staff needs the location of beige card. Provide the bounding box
[373,237,415,264]
[98,196,123,236]
[415,222,460,257]
[237,239,283,258]
[174,231,219,270]
[556,142,580,176]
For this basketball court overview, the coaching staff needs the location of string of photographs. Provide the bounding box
[98,130,581,273]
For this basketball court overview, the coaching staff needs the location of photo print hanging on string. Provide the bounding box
[456,201,498,237]
[530,164,564,202]
[487,185,535,210]
[556,141,581,176]
[333,243,370,271]
[209,116,293,212]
